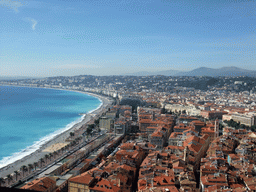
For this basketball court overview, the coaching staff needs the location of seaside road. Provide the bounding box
[12,134,103,188]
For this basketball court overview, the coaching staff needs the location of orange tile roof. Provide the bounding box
[188,143,202,153]
[89,178,121,192]
[165,145,185,150]
[201,173,228,187]
[191,120,205,125]
[21,177,56,191]
[105,162,120,171]
[201,128,215,133]
[69,172,95,185]
[117,164,136,173]
[151,131,164,137]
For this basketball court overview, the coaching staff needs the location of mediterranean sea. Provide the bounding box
[0,85,101,168]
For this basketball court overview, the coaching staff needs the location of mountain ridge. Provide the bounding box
[124,66,256,77]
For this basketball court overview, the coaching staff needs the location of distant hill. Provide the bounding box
[124,66,256,77]
[175,66,256,77]
[124,69,182,76]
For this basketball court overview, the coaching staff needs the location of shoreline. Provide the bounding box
[0,85,114,178]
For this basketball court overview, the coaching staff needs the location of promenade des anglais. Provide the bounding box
[1,74,256,192]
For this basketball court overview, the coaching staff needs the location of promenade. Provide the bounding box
[0,90,113,187]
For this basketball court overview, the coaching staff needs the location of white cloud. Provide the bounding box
[1,1,38,31]
[30,18,37,30]
[0,0,24,13]
[24,17,37,30]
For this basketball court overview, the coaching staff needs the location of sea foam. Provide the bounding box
[0,86,102,170]
[0,115,85,169]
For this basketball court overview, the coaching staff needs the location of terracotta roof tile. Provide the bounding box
[21,177,56,191]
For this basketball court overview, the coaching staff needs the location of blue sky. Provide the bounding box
[0,0,255,77]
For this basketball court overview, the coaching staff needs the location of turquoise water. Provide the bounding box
[0,86,101,168]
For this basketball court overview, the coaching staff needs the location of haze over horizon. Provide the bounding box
[1,0,255,77]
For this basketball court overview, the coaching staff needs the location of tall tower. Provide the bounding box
[184,146,188,162]
[215,119,219,139]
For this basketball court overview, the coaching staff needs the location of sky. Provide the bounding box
[0,0,255,77]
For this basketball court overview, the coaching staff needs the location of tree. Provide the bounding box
[33,162,38,170]
[70,132,75,138]
[44,154,49,163]
[94,119,100,125]
[49,153,53,161]
[53,151,58,159]
[20,165,27,177]
[226,119,241,129]
[0,177,5,187]
[6,174,12,185]
[39,158,45,167]
[88,124,95,129]
[161,107,166,114]
[71,140,76,146]
[65,144,71,152]
[251,125,256,132]
[28,164,34,174]
[14,170,20,181]
[61,146,66,153]
[86,127,93,136]
[219,123,224,130]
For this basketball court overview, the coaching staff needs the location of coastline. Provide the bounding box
[0,85,113,178]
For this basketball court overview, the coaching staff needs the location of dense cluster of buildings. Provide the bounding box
[13,102,256,192]
[3,75,256,127]
[1,75,256,191]
[200,128,256,191]
[68,141,146,192]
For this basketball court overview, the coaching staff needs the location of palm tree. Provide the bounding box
[14,170,20,181]
[53,151,58,159]
[0,177,5,187]
[71,140,76,146]
[28,164,34,173]
[49,153,53,161]
[75,138,80,143]
[6,174,12,185]
[33,162,38,170]
[70,132,75,138]
[20,165,27,177]
[78,136,83,142]
[61,147,65,153]
[39,158,45,168]
[44,154,49,164]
